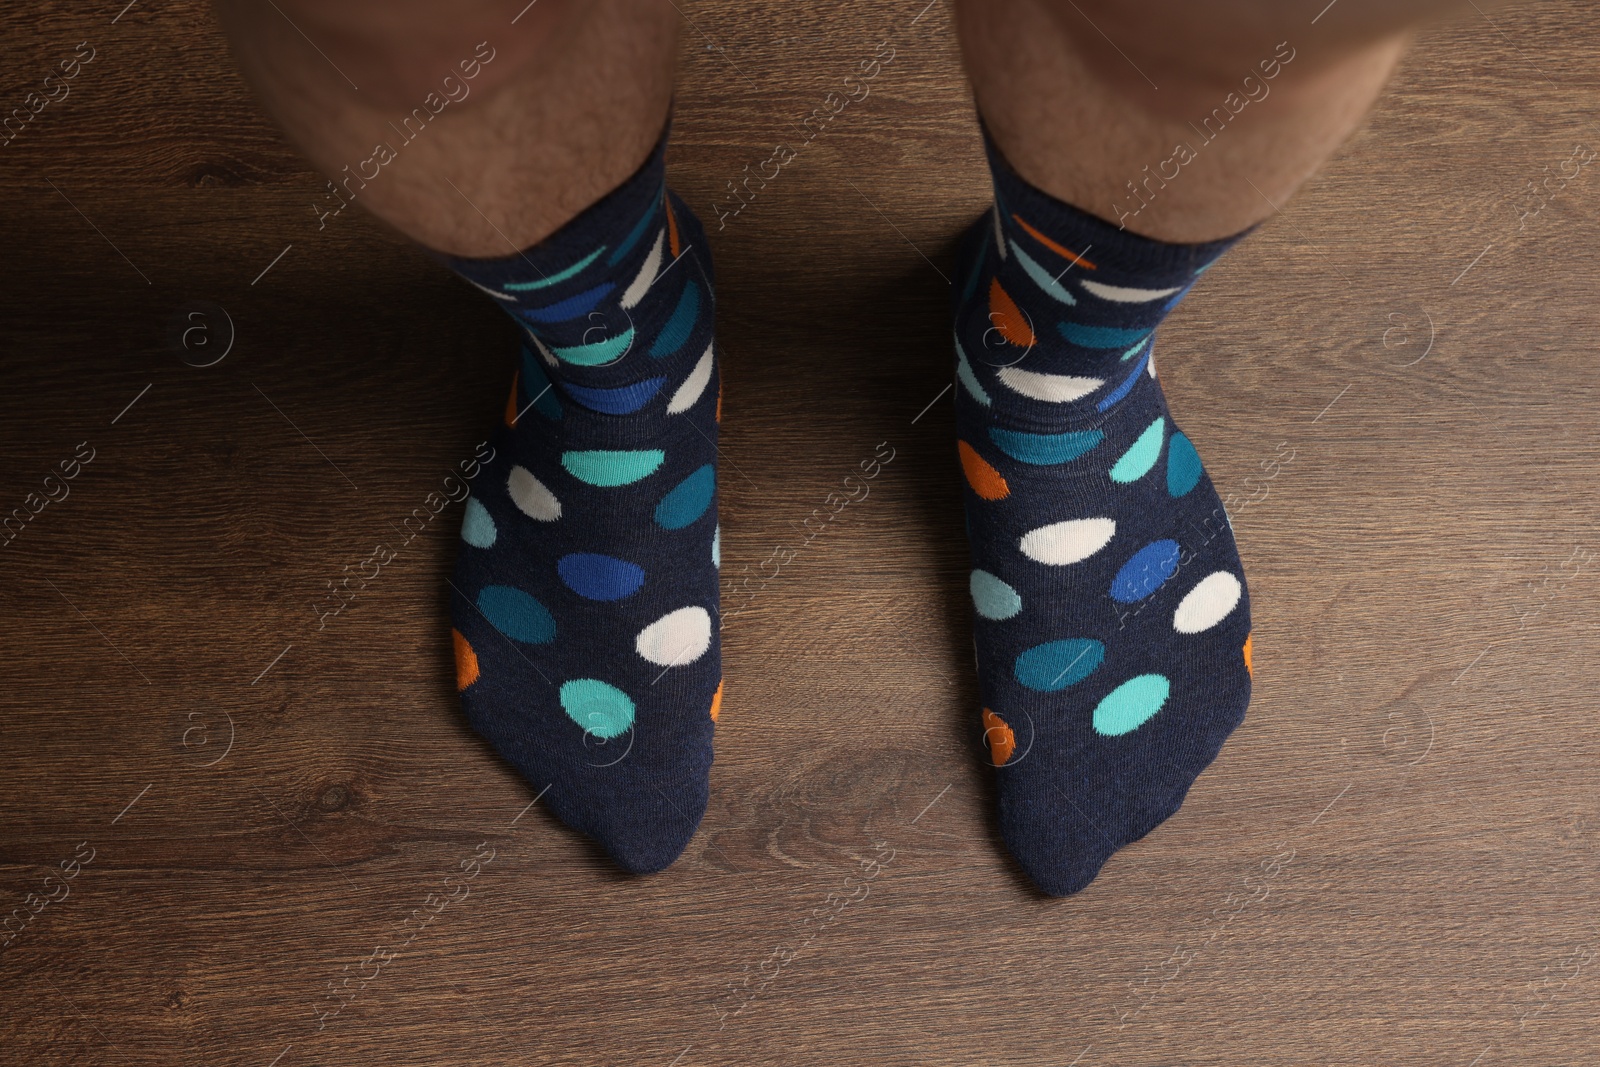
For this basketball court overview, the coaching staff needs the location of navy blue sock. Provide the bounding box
[440,126,722,874]
[955,128,1254,896]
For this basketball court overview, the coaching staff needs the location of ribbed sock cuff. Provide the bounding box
[979,117,1253,283]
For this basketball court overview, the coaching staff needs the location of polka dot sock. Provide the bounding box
[440,127,723,874]
[955,128,1255,896]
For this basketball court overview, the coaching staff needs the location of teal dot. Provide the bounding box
[562,449,665,487]
[649,280,700,358]
[1015,639,1104,692]
[476,585,555,644]
[654,464,714,529]
[970,569,1022,620]
[1058,322,1151,349]
[519,347,563,420]
[1093,674,1171,736]
[988,427,1103,466]
[1166,432,1203,497]
[460,497,497,548]
[1109,417,1165,484]
[560,679,635,739]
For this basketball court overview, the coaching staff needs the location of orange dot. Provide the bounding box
[989,277,1035,348]
[504,371,520,428]
[715,380,723,423]
[453,629,480,690]
[709,678,724,722]
[1243,632,1253,677]
[1012,213,1097,270]
[958,440,1010,500]
[665,193,682,258]
[982,708,1016,766]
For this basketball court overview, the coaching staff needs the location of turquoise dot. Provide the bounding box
[460,497,497,548]
[1093,674,1171,736]
[1012,240,1078,305]
[550,325,635,366]
[562,449,665,487]
[970,569,1022,620]
[560,679,635,739]
[955,337,991,406]
[654,464,714,529]
[1110,539,1181,603]
[1109,417,1165,483]
[503,245,605,291]
[1015,639,1104,692]
[1166,432,1203,497]
[476,585,555,644]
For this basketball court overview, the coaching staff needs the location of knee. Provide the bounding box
[1029,0,1436,118]
[257,0,583,110]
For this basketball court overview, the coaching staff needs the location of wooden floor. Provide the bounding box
[3,1,1599,1064]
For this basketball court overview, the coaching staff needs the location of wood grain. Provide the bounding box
[2,1,1598,1064]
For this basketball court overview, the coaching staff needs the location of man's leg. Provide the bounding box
[213,0,678,252]
[215,0,725,874]
[949,0,1487,895]
[958,0,1481,242]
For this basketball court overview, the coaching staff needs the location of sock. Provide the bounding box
[440,125,723,874]
[954,127,1254,896]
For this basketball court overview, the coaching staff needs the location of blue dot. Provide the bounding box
[1110,540,1181,603]
[558,553,645,601]
[563,376,667,415]
[476,585,555,644]
[516,282,615,324]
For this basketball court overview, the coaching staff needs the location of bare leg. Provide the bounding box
[956,0,1499,241]
[212,0,679,254]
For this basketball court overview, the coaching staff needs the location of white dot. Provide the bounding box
[1173,571,1242,634]
[635,606,712,667]
[667,342,713,415]
[1020,517,1116,565]
[507,465,560,521]
[996,366,1102,403]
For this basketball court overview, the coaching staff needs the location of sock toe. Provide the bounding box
[587,773,710,875]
